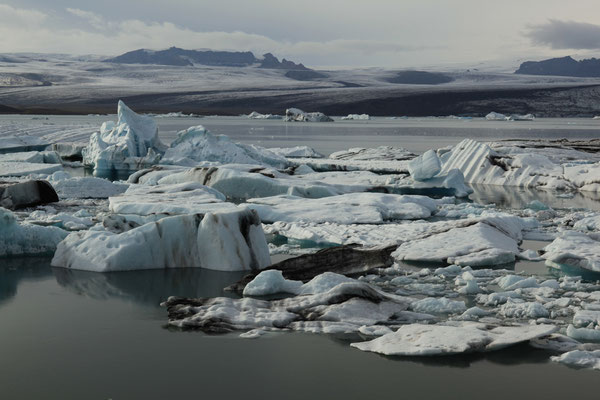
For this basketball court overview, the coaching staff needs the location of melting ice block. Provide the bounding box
[542,231,600,272]
[82,101,166,176]
[51,208,271,272]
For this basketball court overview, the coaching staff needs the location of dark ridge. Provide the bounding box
[384,70,454,85]
[515,56,600,77]
[259,53,309,70]
[0,103,20,113]
[104,47,310,70]
[284,70,327,80]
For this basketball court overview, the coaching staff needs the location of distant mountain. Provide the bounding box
[104,47,309,70]
[515,56,600,77]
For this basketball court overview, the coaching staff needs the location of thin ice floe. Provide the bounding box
[341,114,370,120]
[51,208,270,272]
[109,182,236,216]
[0,135,49,153]
[247,193,439,224]
[350,322,556,356]
[543,232,600,272]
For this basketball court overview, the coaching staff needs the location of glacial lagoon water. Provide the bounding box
[2,116,600,398]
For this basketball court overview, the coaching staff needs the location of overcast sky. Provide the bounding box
[2,0,600,68]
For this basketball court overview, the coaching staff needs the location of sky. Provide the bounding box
[2,0,600,69]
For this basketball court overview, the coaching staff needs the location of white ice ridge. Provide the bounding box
[267,146,323,158]
[51,208,270,272]
[109,182,237,216]
[439,138,600,193]
[246,193,439,224]
[350,322,557,356]
[543,231,600,272]
[161,126,289,168]
[0,207,68,257]
[82,100,166,175]
[246,111,282,120]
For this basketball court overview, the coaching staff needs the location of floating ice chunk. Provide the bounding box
[572,310,600,328]
[0,207,68,257]
[410,297,467,314]
[243,270,303,297]
[359,325,393,336]
[0,135,49,153]
[477,291,521,306]
[497,275,539,290]
[299,272,356,295]
[284,108,333,122]
[459,307,492,320]
[407,150,441,181]
[109,182,235,216]
[268,146,323,158]
[499,300,549,319]
[393,221,520,267]
[247,193,438,224]
[341,114,370,120]
[507,114,535,121]
[51,208,270,272]
[457,278,482,295]
[350,322,557,356]
[26,210,94,231]
[82,101,166,175]
[566,325,600,341]
[239,329,269,339]
[50,176,129,199]
[0,162,63,177]
[543,231,600,272]
[525,200,549,211]
[434,265,463,276]
[330,146,415,162]
[573,215,600,232]
[519,249,542,261]
[161,126,288,168]
[552,350,600,370]
[530,334,583,352]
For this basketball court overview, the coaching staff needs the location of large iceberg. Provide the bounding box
[51,208,270,272]
[284,108,333,122]
[160,126,288,168]
[0,207,68,257]
[82,101,166,176]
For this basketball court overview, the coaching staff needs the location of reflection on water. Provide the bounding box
[52,266,245,307]
[470,184,600,211]
[0,257,54,305]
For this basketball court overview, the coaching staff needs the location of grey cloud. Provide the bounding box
[526,19,600,49]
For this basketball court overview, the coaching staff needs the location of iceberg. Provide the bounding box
[551,350,600,371]
[82,101,166,176]
[161,125,288,168]
[284,108,333,122]
[485,112,507,121]
[51,208,270,272]
[0,207,68,257]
